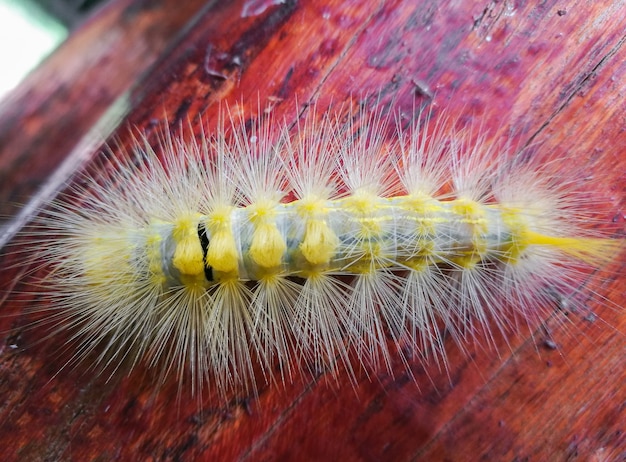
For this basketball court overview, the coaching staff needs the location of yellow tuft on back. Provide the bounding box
[300,218,339,265]
[205,208,239,274]
[172,215,204,277]
[250,222,286,268]
[207,230,239,273]
[246,200,286,268]
[343,191,377,215]
[402,193,444,215]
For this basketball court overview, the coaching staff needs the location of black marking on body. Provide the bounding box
[197,223,213,282]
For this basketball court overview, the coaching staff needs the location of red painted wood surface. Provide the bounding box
[0,0,624,460]
[0,0,213,221]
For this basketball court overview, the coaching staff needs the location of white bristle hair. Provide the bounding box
[3,98,622,401]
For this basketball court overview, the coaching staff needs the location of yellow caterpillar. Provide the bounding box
[8,101,622,398]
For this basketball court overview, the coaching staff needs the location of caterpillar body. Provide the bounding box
[7,101,623,400]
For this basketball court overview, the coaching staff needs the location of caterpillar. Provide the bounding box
[2,99,623,401]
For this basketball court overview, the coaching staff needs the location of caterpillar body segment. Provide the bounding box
[143,195,523,287]
[26,103,622,397]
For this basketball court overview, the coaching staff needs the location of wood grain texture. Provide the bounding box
[0,0,624,461]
